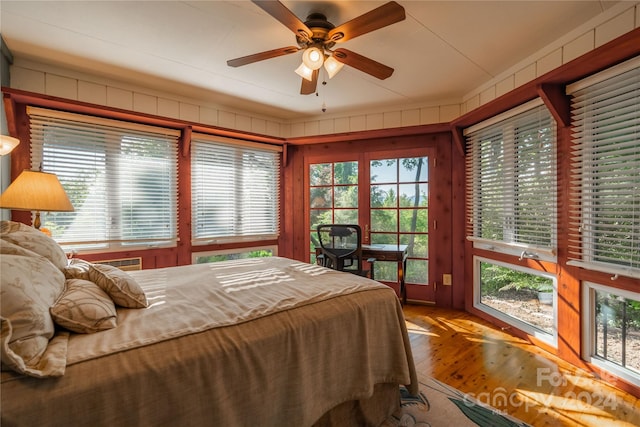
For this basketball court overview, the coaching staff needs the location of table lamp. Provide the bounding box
[0,170,74,229]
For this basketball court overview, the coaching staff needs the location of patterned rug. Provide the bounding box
[383,378,531,427]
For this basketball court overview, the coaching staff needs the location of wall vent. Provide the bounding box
[94,257,142,271]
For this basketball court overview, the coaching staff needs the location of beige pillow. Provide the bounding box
[88,263,148,308]
[51,279,117,333]
[63,258,92,280]
[0,251,66,377]
[1,319,69,378]
[0,220,68,270]
[0,238,40,258]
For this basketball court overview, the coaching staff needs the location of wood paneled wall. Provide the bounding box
[281,130,465,308]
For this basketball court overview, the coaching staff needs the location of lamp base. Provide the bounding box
[34,211,41,229]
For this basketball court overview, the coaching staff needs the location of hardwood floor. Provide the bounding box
[402,304,640,426]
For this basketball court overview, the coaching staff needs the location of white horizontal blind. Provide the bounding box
[568,59,640,278]
[191,134,280,244]
[28,107,179,251]
[465,102,557,256]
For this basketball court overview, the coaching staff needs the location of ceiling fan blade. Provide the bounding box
[333,48,394,80]
[300,69,319,95]
[252,0,313,42]
[227,46,300,67]
[327,1,405,44]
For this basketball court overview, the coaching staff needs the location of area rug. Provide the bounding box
[383,377,531,427]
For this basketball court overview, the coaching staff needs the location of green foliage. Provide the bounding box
[596,291,640,330]
[480,262,553,295]
[196,249,272,264]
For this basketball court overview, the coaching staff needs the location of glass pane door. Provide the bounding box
[369,156,429,285]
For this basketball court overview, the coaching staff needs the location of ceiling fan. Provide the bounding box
[227,1,406,95]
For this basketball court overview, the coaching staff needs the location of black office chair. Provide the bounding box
[316,224,375,279]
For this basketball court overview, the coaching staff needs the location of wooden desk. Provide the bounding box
[362,244,408,304]
[315,244,409,304]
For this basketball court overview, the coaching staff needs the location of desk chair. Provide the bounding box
[316,224,375,279]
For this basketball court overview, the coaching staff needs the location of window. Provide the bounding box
[465,100,557,261]
[191,134,281,245]
[193,246,276,264]
[475,257,557,344]
[567,57,640,279]
[29,107,179,251]
[583,282,640,385]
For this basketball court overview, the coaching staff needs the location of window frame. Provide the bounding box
[28,106,180,253]
[473,256,558,346]
[582,281,640,386]
[190,133,282,246]
[465,99,558,262]
[566,56,640,280]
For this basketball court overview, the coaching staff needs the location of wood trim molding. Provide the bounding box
[452,27,640,130]
[451,126,465,157]
[182,126,192,158]
[0,87,286,147]
[2,93,17,137]
[537,83,571,128]
[286,122,451,145]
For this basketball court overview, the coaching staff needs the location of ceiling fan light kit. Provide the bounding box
[227,0,406,95]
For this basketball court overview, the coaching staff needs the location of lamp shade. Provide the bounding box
[323,56,344,79]
[0,170,74,212]
[0,135,20,155]
[302,47,324,70]
[295,62,315,81]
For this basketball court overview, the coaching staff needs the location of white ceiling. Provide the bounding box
[0,1,619,120]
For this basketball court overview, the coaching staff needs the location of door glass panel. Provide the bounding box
[399,184,428,207]
[400,159,428,182]
[334,161,358,185]
[407,259,428,284]
[310,209,331,230]
[371,233,398,245]
[371,184,397,207]
[371,159,397,183]
[334,186,357,208]
[335,209,358,224]
[400,209,428,233]
[310,187,332,208]
[310,163,332,185]
[401,233,428,258]
[371,210,397,232]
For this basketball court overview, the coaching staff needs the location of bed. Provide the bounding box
[0,221,417,427]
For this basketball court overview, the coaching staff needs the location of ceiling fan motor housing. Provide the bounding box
[296,13,337,49]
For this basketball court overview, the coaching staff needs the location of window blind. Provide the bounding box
[28,107,179,251]
[567,57,640,279]
[191,134,281,244]
[465,101,557,259]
